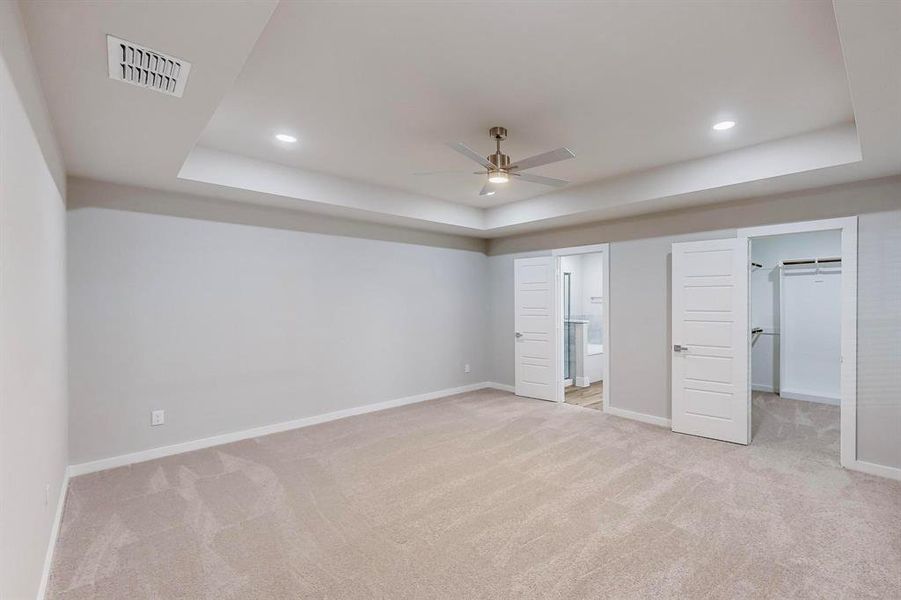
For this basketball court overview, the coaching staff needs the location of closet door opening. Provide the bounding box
[739,217,857,469]
[750,231,842,456]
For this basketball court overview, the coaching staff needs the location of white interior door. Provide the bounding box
[671,238,749,444]
[514,256,557,401]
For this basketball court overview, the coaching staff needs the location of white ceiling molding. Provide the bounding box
[484,123,862,235]
[178,147,486,233]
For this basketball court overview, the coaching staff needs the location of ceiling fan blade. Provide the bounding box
[479,181,498,196]
[447,142,495,170]
[512,172,570,187]
[509,147,575,171]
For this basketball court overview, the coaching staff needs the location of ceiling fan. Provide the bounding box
[446,126,575,196]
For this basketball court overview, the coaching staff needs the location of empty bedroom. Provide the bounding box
[1,1,899,599]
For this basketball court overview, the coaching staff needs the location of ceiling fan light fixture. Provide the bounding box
[488,170,509,184]
[445,128,575,196]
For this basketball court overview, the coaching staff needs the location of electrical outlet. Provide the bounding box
[151,409,165,426]
[464,363,471,374]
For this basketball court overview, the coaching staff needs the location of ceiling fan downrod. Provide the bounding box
[487,126,511,183]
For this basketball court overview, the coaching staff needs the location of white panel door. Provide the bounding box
[514,256,557,401]
[671,238,749,444]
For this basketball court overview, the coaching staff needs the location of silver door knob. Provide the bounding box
[515,332,524,338]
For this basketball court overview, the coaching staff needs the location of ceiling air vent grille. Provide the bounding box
[106,35,191,97]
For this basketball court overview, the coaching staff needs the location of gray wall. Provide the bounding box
[857,211,901,469]
[68,208,489,465]
[487,177,901,470]
[0,3,69,597]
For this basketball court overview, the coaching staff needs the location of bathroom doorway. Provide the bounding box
[553,244,610,411]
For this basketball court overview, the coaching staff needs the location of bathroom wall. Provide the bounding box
[750,230,842,398]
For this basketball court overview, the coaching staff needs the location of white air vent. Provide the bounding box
[107,35,191,97]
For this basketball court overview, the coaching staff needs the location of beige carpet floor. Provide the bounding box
[48,390,900,599]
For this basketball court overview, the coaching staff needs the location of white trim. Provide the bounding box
[551,242,610,257]
[574,376,590,387]
[737,217,858,238]
[846,460,901,482]
[551,243,612,411]
[484,382,515,393]
[37,468,70,600]
[605,406,672,428]
[779,390,841,406]
[737,216,858,470]
[68,382,491,477]
[751,384,776,393]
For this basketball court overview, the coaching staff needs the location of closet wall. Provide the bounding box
[750,230,841,400]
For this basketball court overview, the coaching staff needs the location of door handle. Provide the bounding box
[673,344,689,352]
[515,332,524,338]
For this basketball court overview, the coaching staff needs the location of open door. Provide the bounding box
[514,256,558,401]
[671,238,749,444]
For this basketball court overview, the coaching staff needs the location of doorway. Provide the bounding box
[739,217,857,468]
[749,229,842,458]
[512,244,611,407]
[554,244,611,410]
[670,217,857,468]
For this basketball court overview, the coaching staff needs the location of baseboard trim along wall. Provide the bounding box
[64,381,900,480]
[751,384,776,393]
[37,469,70,600]
[69,382,507,477]
[605,406,673,428]
[779,390,841,406]
[847,459,901,482]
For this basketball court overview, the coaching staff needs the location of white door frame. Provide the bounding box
[551,243,611,409]
[737,217,857,469]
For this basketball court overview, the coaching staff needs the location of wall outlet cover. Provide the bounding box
[151,409,165,426]
[464,363,471,373]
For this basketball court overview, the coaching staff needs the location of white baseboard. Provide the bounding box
[779,390,840,406]
[605,406,672,428]
[69,382,493,477]
[484,382,515,393]
[846,459,901,482]
[751,384,776,393]
[37,467,70,600]
[575,376,590,387]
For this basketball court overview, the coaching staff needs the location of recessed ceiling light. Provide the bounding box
[712,120,736,131]
[275,133,297,143]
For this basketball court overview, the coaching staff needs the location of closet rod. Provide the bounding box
[781,256,842,266]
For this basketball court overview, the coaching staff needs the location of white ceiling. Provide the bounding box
[19,0,901,238]
[198,1,853,207]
